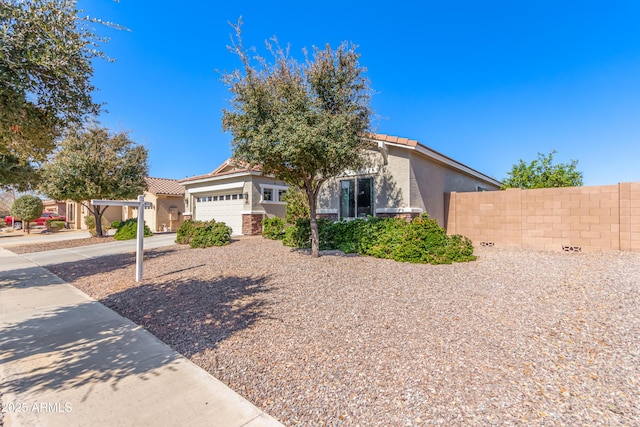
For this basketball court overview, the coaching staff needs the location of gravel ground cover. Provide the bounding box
[6,236,115,254]
[47,237,640,426]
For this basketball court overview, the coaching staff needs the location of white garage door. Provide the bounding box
[195,193,244,235]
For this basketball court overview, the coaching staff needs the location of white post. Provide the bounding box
[91,196,149,283]
[136,195,145,282]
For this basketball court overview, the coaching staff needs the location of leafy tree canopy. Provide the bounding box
[501,150,583,189]
[1,0,109,169]
[222,21,373,256]
[39,125,149,236]
[0,154,40,192]
[10,194,42,233]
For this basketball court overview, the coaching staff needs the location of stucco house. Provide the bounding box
[124,177,186,232]
[180,133,500,235]
[58,177,185,232]
[64,201,122,230]
[317,133,501,226]
[180,160,289,235]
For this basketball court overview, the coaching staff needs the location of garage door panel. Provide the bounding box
[196,196,244,235]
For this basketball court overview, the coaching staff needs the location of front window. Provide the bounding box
[340,177,373,219]
[263,188,273,201]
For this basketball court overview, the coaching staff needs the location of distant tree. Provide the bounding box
[1,0,115,188]
[222,22,373,257]
[10,194,43,234]
[39,125,149,237]
[502,150,583,189]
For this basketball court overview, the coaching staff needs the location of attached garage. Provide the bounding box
[193,191,245,235]
[180,159,288,236]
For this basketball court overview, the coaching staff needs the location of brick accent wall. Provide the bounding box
[183,214,192,221]
[447,182,640,253]
[376,212,420,221]
[242,213,264,235]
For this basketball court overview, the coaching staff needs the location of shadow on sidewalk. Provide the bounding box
[0,266,66,290]
[0,301,179,395]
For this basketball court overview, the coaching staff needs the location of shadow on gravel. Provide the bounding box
[0,301,178,395]
[99,274,274,357]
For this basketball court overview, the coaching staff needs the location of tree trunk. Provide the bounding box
[94,209,104,237]
[307,188,319,258]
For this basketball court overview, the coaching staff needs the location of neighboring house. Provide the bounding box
[316,133,501,227]
[124,177,186,232]
[62,201,122,230]
[55,177,185,232]
[180,160,289,236]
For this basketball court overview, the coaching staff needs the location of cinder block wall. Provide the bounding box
[447,182,640,253]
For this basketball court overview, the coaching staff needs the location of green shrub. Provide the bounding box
[175,219,208,244]
[281,218,335,249]
[361,217,407,259]
[282,218,311,248]
[262,217,286,240]
[111,220,121,229]
[46,220,66,231]
[444,234,476,263]
[189,221,232,248]
[282,213,475,265]
[113,218,153,240]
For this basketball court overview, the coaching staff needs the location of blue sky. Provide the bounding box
[79,1,640,186]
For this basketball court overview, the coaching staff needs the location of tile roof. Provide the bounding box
[179,159,262,183]
[145,177,185,196]
[366,133,420,147]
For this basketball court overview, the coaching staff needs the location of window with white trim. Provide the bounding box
[260,184,289,203]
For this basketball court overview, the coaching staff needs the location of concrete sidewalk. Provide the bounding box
[0,247,283,426]
[18,233,179,266]
[0,229,92,247]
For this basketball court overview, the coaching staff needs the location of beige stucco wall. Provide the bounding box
[317,147,411,215]
[317,145,499,224]
[376,147,410,210]
[155,195,185,232]
[182,173,288,233]
[79,203,122,230]
[248,175,288,218]
[447,182,640,253]
[410,151,500,226]
[128,193,185,232]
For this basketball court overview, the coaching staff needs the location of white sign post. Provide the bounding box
[91,195,149,282]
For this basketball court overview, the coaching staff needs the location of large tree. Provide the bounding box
[502,150,583,189]
[222,24,373,257]
[1,0,108,188]
[39,125,149,237]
